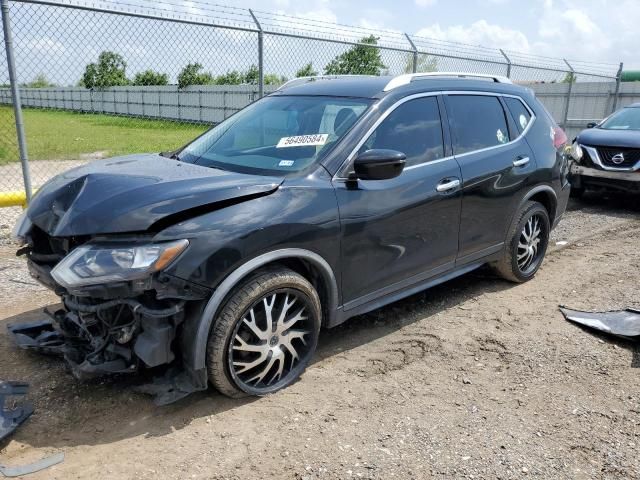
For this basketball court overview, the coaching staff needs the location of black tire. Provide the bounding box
[493,201,550,283]
[206,267,321,398]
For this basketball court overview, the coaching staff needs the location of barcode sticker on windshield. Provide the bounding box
[276,134,329,148]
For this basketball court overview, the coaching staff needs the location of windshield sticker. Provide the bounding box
[519,114,528,129]
[496,129,506,144]
[278,160,295,167]
[276,134,329,148]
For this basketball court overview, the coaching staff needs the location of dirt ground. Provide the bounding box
[0,194,639,479]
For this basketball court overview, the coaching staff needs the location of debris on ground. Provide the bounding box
[7,317,66,356]
[0,381,33,442]
[0,452,64,478]
[560,306,640,341]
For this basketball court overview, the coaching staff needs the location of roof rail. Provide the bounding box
[277,75,375,91]
[383,72,513,91]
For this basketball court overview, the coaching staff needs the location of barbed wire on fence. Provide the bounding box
[0,0,629,201]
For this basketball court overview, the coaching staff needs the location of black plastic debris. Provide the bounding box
[0,452,64,477]
[0,381,33,442]
[133,368,205,406]
[6,319,66,356]
[560,306,640,341]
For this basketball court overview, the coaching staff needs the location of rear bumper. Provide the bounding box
[570,164,640,193]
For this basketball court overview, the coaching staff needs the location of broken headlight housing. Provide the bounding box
[570,142,583,162]
[51,239,189,288]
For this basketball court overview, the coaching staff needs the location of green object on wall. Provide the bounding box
[621,71,640,82]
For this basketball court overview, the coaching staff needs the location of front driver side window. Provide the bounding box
[359,96,445,167]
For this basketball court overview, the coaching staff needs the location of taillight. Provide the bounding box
[553,126,568,149]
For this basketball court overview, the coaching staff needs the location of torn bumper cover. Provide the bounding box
[560,306,640,341]
[8,291,209,404]
[0,381,33,442]
[569,163,640,193]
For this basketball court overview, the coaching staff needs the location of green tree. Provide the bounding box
[244,66,286,85]
[244,65,259,84]
[81,51,129,89]
[21,74,56,88]
[214,70,244,85]
[132,69,169,86]
[403,53,438,74]
[264,73,287,85]
[562,71,577,83]
[324,35,386,76]
[177,63,214,88]
[296,62,318,77]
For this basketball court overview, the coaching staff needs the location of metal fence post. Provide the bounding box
[249,9,264,98]
[611,62,623,113]
[499,49,511,78]
[562,59,574,130]
[404,33,418,73]
[1,0,32,200]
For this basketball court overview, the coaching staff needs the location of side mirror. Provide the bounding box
[586,122,597,129]
[352,149,406,181]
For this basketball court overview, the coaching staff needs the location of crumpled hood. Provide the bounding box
[27,154,283,237]
[577,127,640,148]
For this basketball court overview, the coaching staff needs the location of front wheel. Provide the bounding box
[493,201,550,283]
[206,267,321,398]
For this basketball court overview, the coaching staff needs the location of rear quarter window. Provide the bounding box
[447,95,511,155]
[504,97,532,134]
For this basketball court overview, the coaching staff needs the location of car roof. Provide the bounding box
[270,74,529,99]
[625,102,640,108]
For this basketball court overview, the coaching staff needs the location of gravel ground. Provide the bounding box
[0,194,638,479]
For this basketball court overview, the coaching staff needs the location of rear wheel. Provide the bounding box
[493,201,550,283]
[206,268,321,398]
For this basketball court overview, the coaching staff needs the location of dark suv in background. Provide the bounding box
[12,73,570,403]
[569,102,640,195]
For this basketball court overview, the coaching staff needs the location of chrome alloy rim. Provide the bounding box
[517,214,544,273]
[228,289,315,392]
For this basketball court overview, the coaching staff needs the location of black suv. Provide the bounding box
[12,73,570,402]
[569,102,640,195]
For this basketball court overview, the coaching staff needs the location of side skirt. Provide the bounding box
[330,259,488,328]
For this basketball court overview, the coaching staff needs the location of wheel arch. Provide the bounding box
[521,185,557,226]
[190,248,339,371]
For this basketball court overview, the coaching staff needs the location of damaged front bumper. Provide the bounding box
[570,163,640,193]
[9,255,213,404]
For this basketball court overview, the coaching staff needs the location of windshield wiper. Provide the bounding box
[160,150,183,161]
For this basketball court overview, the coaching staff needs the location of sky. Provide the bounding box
[223,0,636,69]
[5,0,636,86]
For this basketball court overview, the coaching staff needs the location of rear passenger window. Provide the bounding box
[504,97,532,133]
[360,96,444,167]
[447,95,510,155]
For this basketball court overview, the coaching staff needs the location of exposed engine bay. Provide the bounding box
[9,224,212,404]
[11,296,185,380]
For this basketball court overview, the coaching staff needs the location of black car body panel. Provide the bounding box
[14,75,570,398]
[577,126,640,149]
[28,154,283,237]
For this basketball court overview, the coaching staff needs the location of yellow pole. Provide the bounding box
[0,190,28,208]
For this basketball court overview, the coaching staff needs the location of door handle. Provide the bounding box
[513,156,530,167]
[436,179,461,192]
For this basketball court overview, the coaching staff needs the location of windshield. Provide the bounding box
[180,95,372,175]
[599,107,640,130]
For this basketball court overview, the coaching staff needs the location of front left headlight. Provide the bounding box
[570,142,583,162]
[51,239,189,288]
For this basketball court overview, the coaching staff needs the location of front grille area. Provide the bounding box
[597,147,640,169]
[26,225,88,266]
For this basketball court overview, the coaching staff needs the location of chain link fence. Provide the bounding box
[0,0,626,205]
